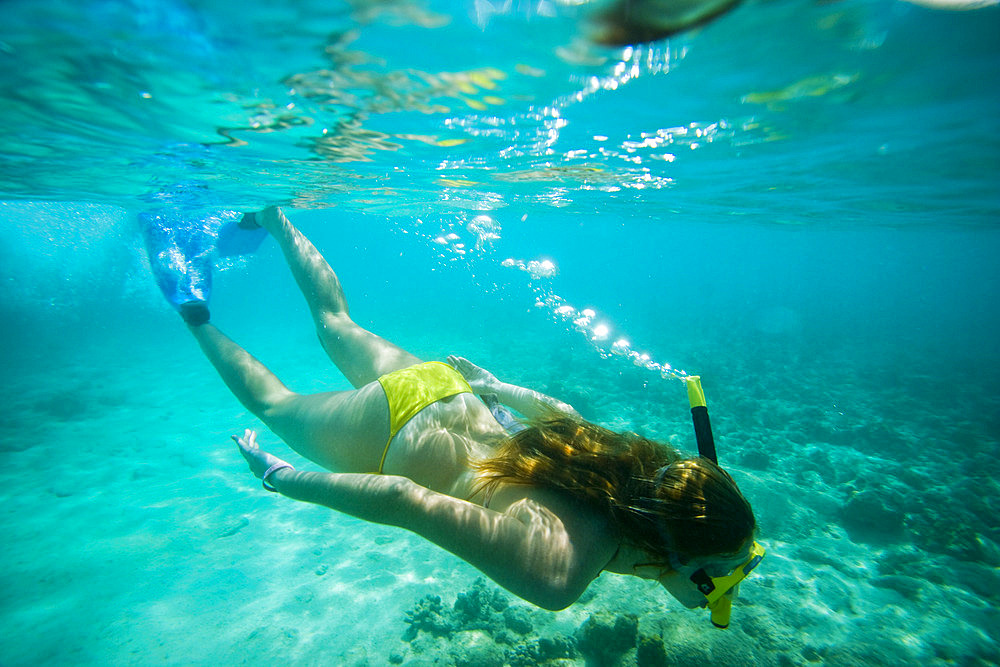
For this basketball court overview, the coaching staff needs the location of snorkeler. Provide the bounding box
[587,0,742,46]
[149,206,757,613]
[584,0,995,46]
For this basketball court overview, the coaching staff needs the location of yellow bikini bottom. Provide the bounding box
[374,361,473,474]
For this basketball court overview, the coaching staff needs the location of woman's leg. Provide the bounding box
[256,207,421,388]
[190,323,390,472]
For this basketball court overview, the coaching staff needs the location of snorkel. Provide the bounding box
[683,376,765,629]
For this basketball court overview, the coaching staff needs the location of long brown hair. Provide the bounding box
[475,414,755,564]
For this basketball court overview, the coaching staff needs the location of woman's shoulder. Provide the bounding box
[491,484,618,545]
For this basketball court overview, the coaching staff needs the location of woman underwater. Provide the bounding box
[148,206,758,612]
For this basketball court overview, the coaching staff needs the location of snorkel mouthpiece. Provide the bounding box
[694,542,766,628]
[710,592,734,629]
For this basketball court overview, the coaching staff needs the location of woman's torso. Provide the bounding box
[378,390,622,594]
[379,391,509,501]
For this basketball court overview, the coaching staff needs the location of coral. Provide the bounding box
[502,605,533,635]
[403,579,587,665]
[840,490,904,541]
[403,579,539,645]
[636,634,668,667]
[506,635,578,666]
[453,578,509,630]
[905,499,991,562]
[403,594,454,640]
[574,612,638,664]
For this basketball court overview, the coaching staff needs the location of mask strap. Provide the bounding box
[652,464,690,571]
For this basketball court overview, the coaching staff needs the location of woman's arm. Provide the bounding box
[448,356,580,420]
[235,429,606,609]
[270,467,604,610]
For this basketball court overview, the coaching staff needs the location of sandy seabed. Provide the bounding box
[2,288,998,667]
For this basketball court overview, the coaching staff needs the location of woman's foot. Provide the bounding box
[238,212,261,229]
[217,211,269,257]
[180,301,211,326]
[254,206,288,234]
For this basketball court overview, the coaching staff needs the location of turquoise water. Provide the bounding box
[2,0,999,664]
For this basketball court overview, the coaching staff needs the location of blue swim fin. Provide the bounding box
[217,213,267,257]
[140,211,214,325]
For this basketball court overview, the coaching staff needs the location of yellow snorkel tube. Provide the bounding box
[686,375,716,463]
[684,376,765,629]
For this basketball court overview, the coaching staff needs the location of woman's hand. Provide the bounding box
[233,428,291,481]
[447,356,501,393]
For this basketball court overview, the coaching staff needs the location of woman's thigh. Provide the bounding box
[263,381,391,473]
[316,312,423,389]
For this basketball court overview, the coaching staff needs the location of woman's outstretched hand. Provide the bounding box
[233,428,290,480]
[447,356,501,393]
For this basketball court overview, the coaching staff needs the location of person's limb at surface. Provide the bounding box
[448,356,579,419]
[255,206,421,388]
